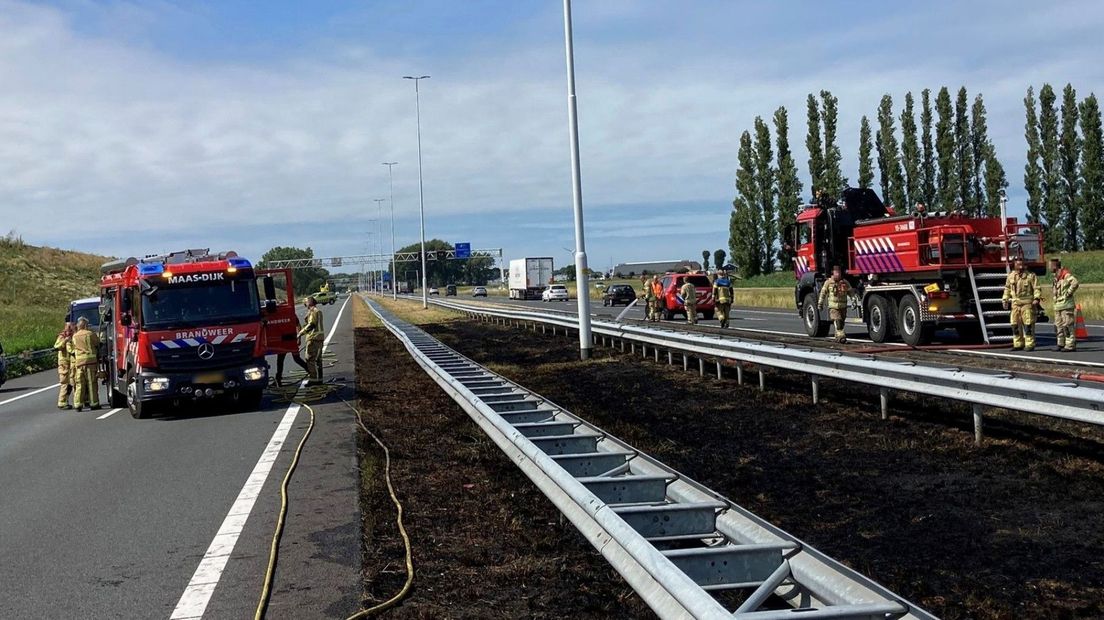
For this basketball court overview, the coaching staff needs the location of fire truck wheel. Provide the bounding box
[127,381,149,419]
[866,294,896,343]
[802,293,829,338]
[897,296,934,346]
[237,388,264,412]
[109,388,127,408]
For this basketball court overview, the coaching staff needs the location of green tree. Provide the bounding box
[754,117,776,274]
[805,94,825,197]
[858,115,874,189]
[1060,83,1082,250]
[820,90,847,196]
[935,86,957,209]
[774,106,802,270]
[701,250,711,271]
[1081,95,1104,250]
[714,249,727,270]
[877,94,906,210]
[981,141,1008,218]
[969,94,989,216]
[1039,84,1062,250]
[900,92,921,209]
[1024,86,1044,223]
[920,88,936,207]
[258,246,330,297]
[954,87,975,212]
[394,239,463,287]
[730,131,763,278]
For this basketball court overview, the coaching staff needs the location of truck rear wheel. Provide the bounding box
[898,296,934,346]
[802,293,829,338]
[866,294,896,343]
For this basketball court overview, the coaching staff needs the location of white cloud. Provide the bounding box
[0,0,1101,264]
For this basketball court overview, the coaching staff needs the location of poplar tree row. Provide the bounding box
[1023,84,1104,251]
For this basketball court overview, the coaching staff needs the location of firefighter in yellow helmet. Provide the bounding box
[298,296,326,385]
[679,278,698,325]
[71,317,101,411]
[1049,257,1080,352]
[818,265,855,343]
[712,270,734,328]
[639,275,655,320]
[1002,257,1041,351]
[54,321,75,409]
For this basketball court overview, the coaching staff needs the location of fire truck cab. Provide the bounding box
[101,249,284,418]
[785,188,1046,346]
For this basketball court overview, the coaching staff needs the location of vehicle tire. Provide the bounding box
[602,299,609,307]
[661,302,675,321]
[866,294,896,343]
[237,388,264,412]
[702,310,715,321]
[897,296,934,346]
[110,387,127,408]
[127,378,148,419]
[802,293,829,337]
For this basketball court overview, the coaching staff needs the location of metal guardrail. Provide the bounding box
[3,348,54,367]
[366,298,936,619]
[428,298,1104,438]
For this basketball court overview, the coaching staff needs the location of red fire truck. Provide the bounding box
[784,188,1046,346]
[100,249,298,418]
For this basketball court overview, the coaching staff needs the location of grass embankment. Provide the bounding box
[371,294,463,326]
[0,237,108,355]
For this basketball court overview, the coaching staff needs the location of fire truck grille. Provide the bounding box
[152,343,255,373]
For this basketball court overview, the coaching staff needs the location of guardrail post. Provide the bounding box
[758,369,765,391]
[736,364,744,385]
[879,388,890,420]
[620,340,625,352]
[811,376,819,405]
[972,404,984,445]
[716,361,722,380]
[667,351,673,365]
[699,358,705,377]
[682,354,688,371]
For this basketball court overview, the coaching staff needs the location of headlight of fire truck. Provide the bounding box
[243,366,266,382]
[144,377,171,392]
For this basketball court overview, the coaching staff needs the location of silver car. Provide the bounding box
[541,284,570,302]
[472,286,488,297]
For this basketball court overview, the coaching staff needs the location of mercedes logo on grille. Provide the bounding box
[197,343,216,360]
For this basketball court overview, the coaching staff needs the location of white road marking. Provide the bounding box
[0,383,60,408]
[170,295,349,620]
[96,408,123,420]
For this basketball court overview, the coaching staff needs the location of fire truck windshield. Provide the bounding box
[141,278,260,329]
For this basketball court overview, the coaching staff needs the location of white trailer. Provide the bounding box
[508,257,554,300]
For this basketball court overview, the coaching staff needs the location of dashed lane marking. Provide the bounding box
[96,408,123,420]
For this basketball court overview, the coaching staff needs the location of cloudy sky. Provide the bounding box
[2,0,1102,274]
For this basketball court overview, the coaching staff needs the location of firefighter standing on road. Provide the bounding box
[679,279,698,325]
[1002,257,1042,351]
[1049,257,1080,352]
[53,322,75,410]
[650,276,663,322]
[818,266,854,344]
[298,296,325,385]
[712,270,734,328]
[639,276,655,321]
[71,317,101,411]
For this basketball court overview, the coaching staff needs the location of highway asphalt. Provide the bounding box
[0,298,359,619]
[447,293,1104,368]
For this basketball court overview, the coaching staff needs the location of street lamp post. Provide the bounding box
[374,198,386,292]
[382,161,398,300]
[562,0,592,360]
[404,75,431,309]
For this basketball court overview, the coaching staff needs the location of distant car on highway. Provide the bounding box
[428,287,440,296]
[657,273,715,321]
[601,284,636,307]
[541,284,569,302]
[472,286,488,297]
[445,284,457,296]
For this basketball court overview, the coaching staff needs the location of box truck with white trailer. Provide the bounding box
[508,257,554,300]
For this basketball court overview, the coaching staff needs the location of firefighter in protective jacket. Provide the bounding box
[298,296,326,384]
[712,270,734,328]
[54,322,75,409]
[71,317,101,410]
[818,266,854,343]
[639,275,656,320]
[1049,258,1079,352]
[1002,258,1041,351]
[679,279,698,325]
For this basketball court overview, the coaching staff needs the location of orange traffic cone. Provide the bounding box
[1075,304,1089,340]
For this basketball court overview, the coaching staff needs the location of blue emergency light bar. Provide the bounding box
[228,257,252,270]
[138,263,164,276]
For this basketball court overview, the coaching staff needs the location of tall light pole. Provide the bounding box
[404,75,431,309]
[562,0,592,360]
[374,198,386,291]
[382,161,398,299]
